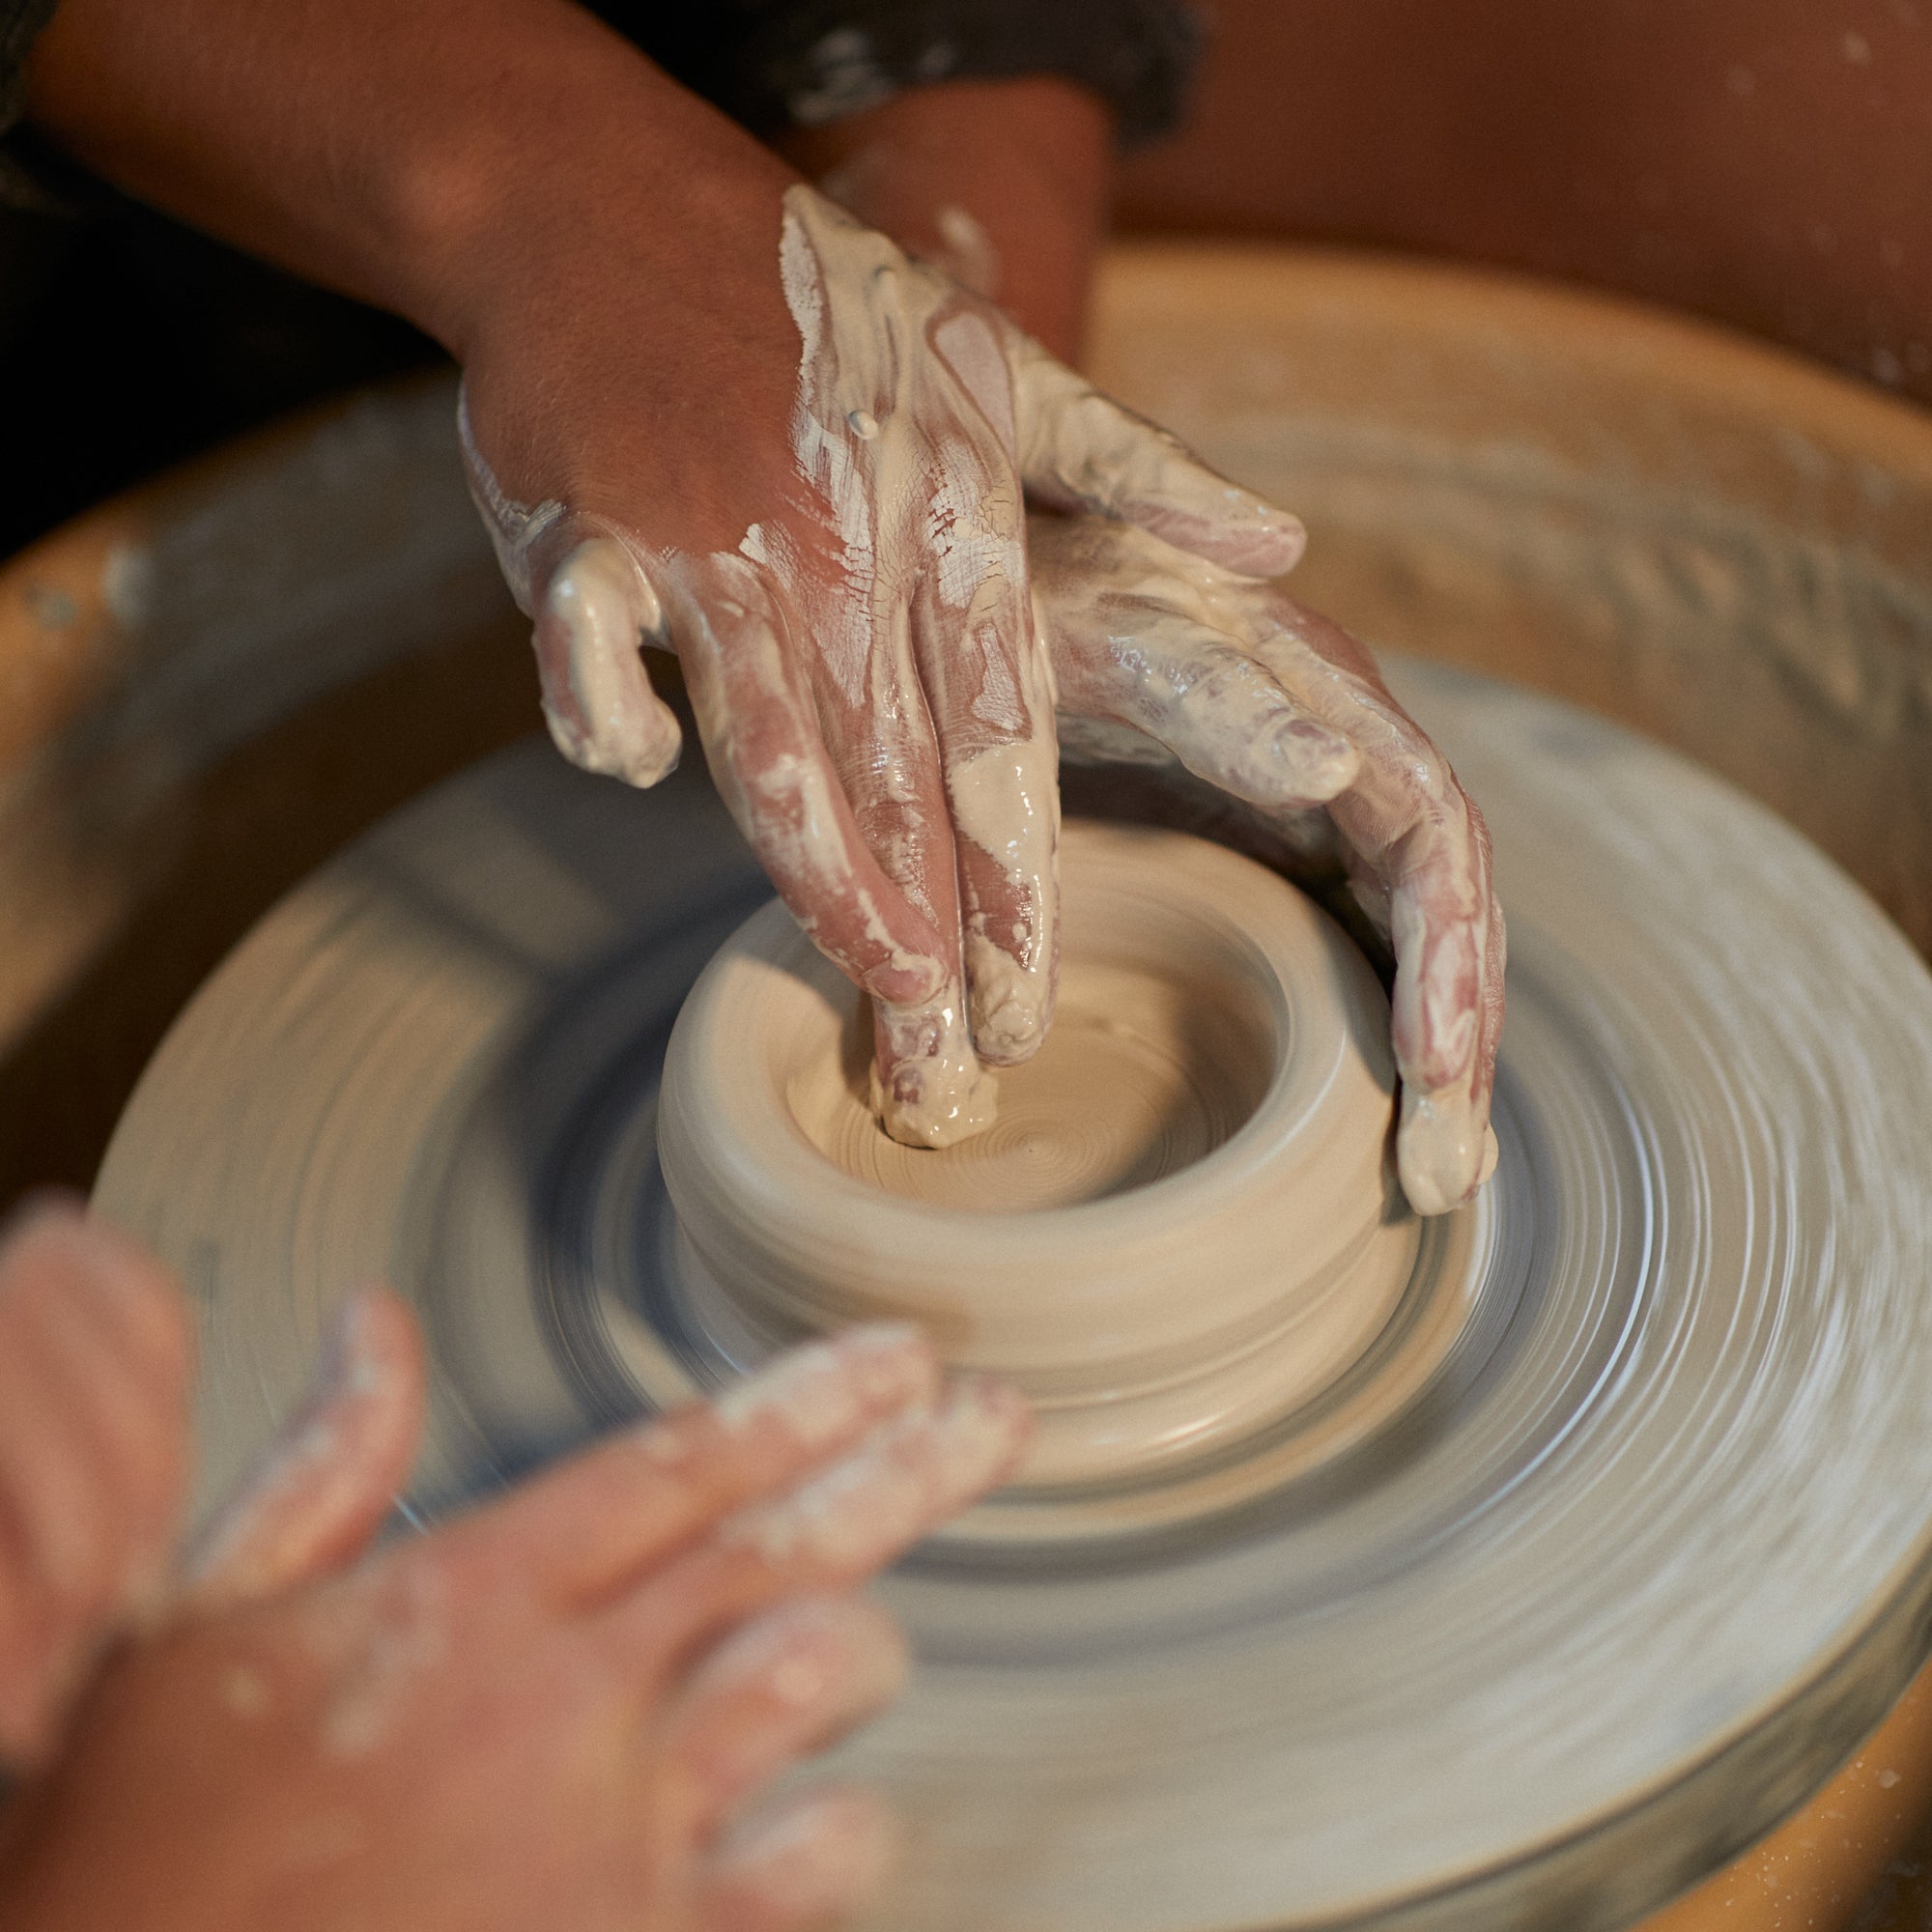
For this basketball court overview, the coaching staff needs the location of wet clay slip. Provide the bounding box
[659,822,1420,1493]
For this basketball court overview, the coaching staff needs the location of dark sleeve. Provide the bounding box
[0,0,57,134]
[601,0,1205,146]
[0,0,61,207]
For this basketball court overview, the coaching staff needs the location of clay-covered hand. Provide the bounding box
[0,1279,1030,1932]
[1029,514,1505,1216]
[460,183,1302,1150]
[0,1201,192,1770]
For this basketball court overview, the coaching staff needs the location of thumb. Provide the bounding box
[182,1289,425,1614]
[458,384,683,789]
[1008,331,1306,578]
[531,533,685,789]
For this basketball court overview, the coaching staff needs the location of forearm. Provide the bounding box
[21,0,792,360]
[781,76,1113,364]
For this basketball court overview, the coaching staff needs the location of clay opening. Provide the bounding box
[794,953,1280,1213]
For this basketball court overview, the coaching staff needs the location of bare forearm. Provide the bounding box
[781,76,1113,363]
[22,0,791,360]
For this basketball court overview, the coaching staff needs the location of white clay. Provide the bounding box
[767,186,1056,1147]
[713,1322,929,1446]
[457,185,1322,1167]
[659,820,1422,1492]
[723,1379,1030,1569]
[94,656,1932,1932]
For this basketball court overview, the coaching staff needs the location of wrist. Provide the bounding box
[781,76,1113,361]
[404,48,798,362]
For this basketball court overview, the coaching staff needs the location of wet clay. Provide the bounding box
[459,185,1064,1152]
[459,191,1316,1161]
[806,952,1273,1214]
[658,818,1422,1493]
[90,656,1932,1931]
[61,246,1932,1932]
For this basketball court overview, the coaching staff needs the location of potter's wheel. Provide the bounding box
[94,657,1932,1932]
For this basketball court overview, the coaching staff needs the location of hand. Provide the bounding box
[0,1277,1030,1932]
[23,0,1302,1149]
[1030,514,1506,1215]
[777,72,1116,363]
[0,1201,191,1769]
[459,183,1303,1149]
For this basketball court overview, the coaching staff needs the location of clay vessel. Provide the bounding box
[657,818,1419,1492]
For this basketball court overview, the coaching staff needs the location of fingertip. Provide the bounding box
[970,992,1045,1066]
[1109,502,1305,582]
[720,1374,1033,1573]
[1140,497,1305,579]
[965,939,1054,1068]
[836,1321,944,1407]
[662,1604,916,1847]
[1396,1086,1493,1216]
[937,1374,1036,1500]
[539,678,684,791]
[1212,507,1307,579]
[537,535,683,790]
[318,1287,430,1468]
[335,1286,428,1402]
[707,1784,901,1927]
[714,1324,942,1451]
[1023,367,1308,582]
[869,1000,999,1149]
[690,1592,911,1733]
[185,1285,427,1608]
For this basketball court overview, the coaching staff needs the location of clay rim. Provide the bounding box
[655,823,1405,1255]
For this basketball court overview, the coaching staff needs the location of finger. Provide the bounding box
[1030,512,1353,810]
[0,1205,194,1584]
[11,1264,185,1614]
[661,1597,907,1844]
[668,556,950,1011]
[923,305,1060,1065]
[953,724,1060,1072]
[1251,611,1503,1213]
[779,540,993,1146]
[1389,807,1506,1215]
[0,1197,193,1405]
[443,1325,941,1611]
[867,993,997,1150]
[1069,615,1358,812]
[1009,332,1304,577]
[1480,859,1508,1149]
[0,1209,192,1763]
[0,1223,184,1619]
[907,442,1060,1070]
[697,1786,897,1932]
[184,1287,426,1612]
[598,1377,1029,1680]
[533,534,685,788]
[0,1583,82,1770]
